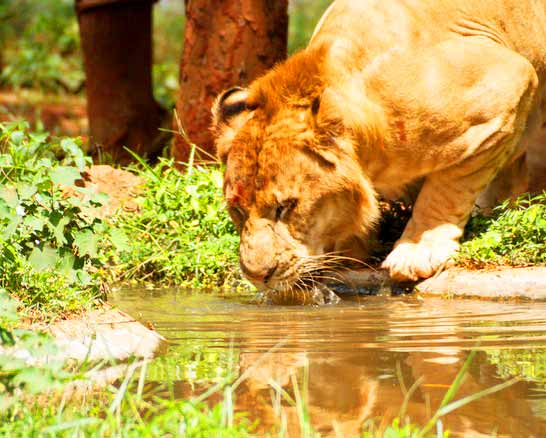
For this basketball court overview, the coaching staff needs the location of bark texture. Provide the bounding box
[172,0,288,163]
[77,1,164,164]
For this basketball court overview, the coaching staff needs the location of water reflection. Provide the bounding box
[111,289,546,437]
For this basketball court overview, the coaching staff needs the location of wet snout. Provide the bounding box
[240,219,280,288]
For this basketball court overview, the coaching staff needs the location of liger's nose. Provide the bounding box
[240,260,278,285]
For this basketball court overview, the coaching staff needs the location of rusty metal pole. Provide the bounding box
[76,0,165,164]
[172,0,288,163]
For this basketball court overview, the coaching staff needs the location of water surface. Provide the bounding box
[110,289,546,437]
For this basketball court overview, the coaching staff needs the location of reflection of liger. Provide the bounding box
[234,347,544,437]
[237,351,379,437]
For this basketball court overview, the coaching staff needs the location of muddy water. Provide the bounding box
[110,289,546,437]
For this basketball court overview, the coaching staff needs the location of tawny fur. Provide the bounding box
[213,0,546,288]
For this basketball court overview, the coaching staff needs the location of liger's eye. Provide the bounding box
[275,199,298,221]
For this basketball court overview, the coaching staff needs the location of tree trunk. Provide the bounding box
[172,0,288,163]
[77,0,165,164]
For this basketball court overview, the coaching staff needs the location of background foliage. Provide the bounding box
[0,0,332,103]
[0,0,83,93]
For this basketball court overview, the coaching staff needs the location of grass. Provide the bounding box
[1,355,253,437]
[0,122,109,318]
[0,122,243,321]
[106,155,243,288]
[458,193,546,268]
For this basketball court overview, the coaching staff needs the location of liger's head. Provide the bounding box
[212,50,380,292]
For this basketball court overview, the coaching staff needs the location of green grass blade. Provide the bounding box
[438,350,476,409]
[435,377,519,418]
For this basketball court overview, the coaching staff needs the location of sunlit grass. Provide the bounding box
[459,192,546,267]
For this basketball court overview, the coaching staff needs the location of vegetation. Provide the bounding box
[0,289,80,410]
[288,0,332,54]
[152,1,184,109]
[0,0,330,102]
[2,1,543,436]
[488,348,546,388]
[0,121,247,434]
[459,193,546,267]
[1,377,252,437]
[0,122,243,321]
[0,122,110,317]
[107,156,242,288]
[0,0,181,101]
[1,304,252,436]
[0,0,83,93]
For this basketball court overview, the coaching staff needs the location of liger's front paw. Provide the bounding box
[381,239,459,282]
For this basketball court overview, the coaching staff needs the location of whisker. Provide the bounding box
[305,251,371,263]
[309,274,345,284]
[303,253,375,270]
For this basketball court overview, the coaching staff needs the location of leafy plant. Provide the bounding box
[1,1,84,93]
[152,1,184,109]
[107,156,242,288]
[0,122,112,317]
[0,288,79,411]
[459,192,546,267]
[153,62,179,109]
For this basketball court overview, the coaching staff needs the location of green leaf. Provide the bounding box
[23,215,46,233]
[49,166,82,186]
[0,186,19,208]
[0,154,14,168]
[52,215,71,247]
[75,269,92,286]
[2,215,22,240]
[9,130,24,145]
[12,367,58,394]
[0,290,19,333]
[0,198,12,219]
[28,245,59,271]
[73,230,99,258]
[57,252,77,278]
[36,157,53,170]
[90,191,109,206]
[16,182,37,201]
[108,228,130,252]
[0,327,15,346]
[60,138,87,170]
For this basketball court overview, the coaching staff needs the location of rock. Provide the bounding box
[333,267,546,300]
[45,306,167,362]
[416,267,546,300]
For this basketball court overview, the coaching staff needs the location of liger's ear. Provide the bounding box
[211,87,252,130]
[211,87,255,163]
